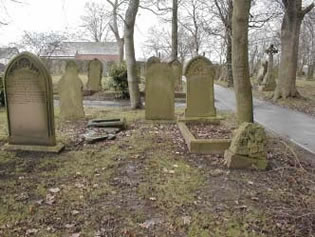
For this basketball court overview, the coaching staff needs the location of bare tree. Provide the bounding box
[106,0,127,62]
[274,0,314,100]
[232,0,253,123]
[20,31,68,57]
[124,0,142,109]
[80,2,110,42]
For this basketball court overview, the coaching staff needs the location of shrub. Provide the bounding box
[109,62,129,99]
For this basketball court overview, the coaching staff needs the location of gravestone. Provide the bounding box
[4,52,63,152]
[146,56,160,71]
[184,56,216,119]
[145,63,175,120]
[87,58,103,91]
[224,123,268,170]
[168,59,183,92]
[58,61,85,120]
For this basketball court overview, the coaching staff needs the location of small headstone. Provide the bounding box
[58,61,85,120]
[145,63,175,120]
[168,59,183,92]
[224,123,268,170]
[184,56,216,119]
[3,52,63,152]
[87,58,103,91]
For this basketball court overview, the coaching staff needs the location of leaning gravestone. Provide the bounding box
[4,52,64,152]
[168,59,183,92]
[87,58,103,91]
[145,63,175,120]
[184,56,216,119]
[58,61,85,120]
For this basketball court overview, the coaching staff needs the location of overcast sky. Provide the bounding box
[0,0,160,58]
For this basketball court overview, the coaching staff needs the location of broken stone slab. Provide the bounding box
[84,130,117,144]
[87,118,126,129]
[224,122,268,170]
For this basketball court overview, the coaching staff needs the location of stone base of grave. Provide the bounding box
[224,149,268,170]
[178,116,224,124]
[3,143,65,153]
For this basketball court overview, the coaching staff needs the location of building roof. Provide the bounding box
[41,42,119,58]
[0,47,19,60]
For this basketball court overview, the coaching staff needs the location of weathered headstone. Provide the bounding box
[4,52,63,152]
[224,123,268,170]
[146,56,160,71]
[145,63,175,120]
[58,61,85,120]
[168,59,183,92]
[256,60,268,85]
[184,56,216,119]
[87,58,103,91]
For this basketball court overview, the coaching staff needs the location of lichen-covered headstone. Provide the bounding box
[224,123,268,170]
[184,56,216,119]
[4,52,63,152]
[259,44,278,91]
[145,63,175,120]
[58,61,85,120]
[87,58,103,91]
[169,59,183,92]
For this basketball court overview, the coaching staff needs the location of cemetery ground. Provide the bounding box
[0,107,315,237]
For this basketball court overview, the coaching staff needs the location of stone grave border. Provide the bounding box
[177,120,231,154]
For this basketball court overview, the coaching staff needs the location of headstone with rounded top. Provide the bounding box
[184,56,216,119]
[58,61,85,120]
[168,59,183,92]
[87,58,103,91]
[145,63,175,120]
[3,52,64,152]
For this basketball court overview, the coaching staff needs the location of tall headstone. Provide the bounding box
[145,63,175,120]
[58,61,85,120]
[184,56,216,119]
[168,59,183,92]
[87,58,103,91]
[4,52,63,152]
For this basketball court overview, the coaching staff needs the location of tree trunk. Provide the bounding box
[226,34,233,87]
[274,0,314,100]
[232,0,253,123]
[307,63,314,80]
[110,0,125,63]
[124,0,142,109]
[118,38,124,63]
[171,0,178,60]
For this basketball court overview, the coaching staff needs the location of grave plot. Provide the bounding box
[178,120,232,154]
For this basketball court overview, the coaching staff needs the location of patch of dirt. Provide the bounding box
[187,123,232,139]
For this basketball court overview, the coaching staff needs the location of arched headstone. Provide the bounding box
[168,59,183,92]
[4,52,63,152]
[145,63,175,120]
[184,56,216,119]
[58,61,85,120]
[87,58,103,91]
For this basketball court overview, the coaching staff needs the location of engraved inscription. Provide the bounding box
[6,70,46,105]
